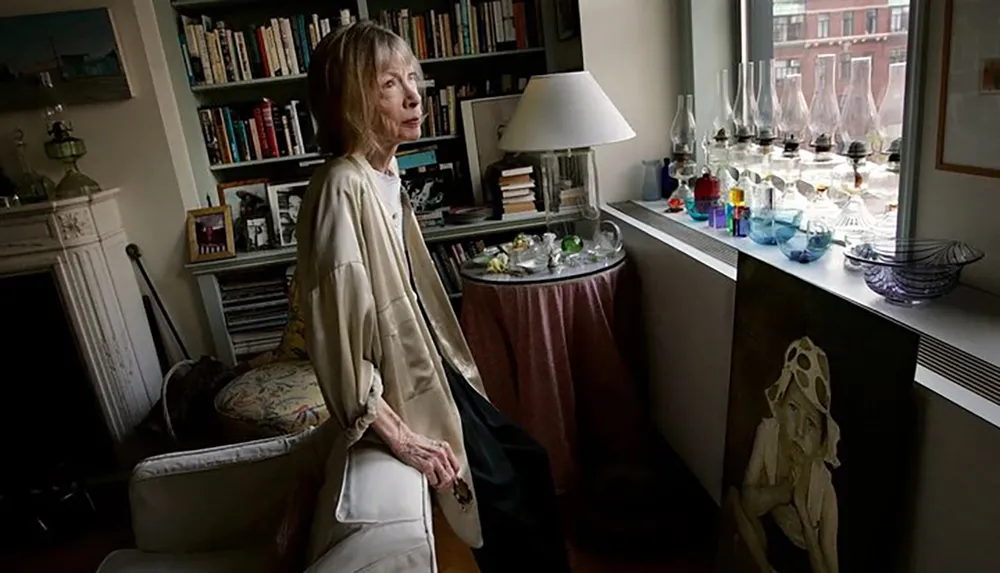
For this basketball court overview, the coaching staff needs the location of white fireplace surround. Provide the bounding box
[0,189,161,444]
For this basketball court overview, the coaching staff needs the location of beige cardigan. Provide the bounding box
[296,155,487,552]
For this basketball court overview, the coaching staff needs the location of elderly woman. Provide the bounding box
[297,21,570,573]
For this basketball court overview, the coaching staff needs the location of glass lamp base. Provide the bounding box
[53,168,100,200]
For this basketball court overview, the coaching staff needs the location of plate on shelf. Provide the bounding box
[443,207,491,225]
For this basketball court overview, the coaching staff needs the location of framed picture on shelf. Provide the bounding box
[217,178,269,251]
[460,94,522,205]
[187,205,236,263]
[244,217,271,251]
[936,0,1000,178]
[268,180,308,247]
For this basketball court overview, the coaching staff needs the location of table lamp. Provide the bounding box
[499,71,635,244]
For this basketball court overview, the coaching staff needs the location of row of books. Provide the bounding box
[178,11,354,87]
[430,240,488,295]
[422,76,529,138]
[199,99,316,166]
[375,0,538,61]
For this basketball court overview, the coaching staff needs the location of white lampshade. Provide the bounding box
[499,71,636,152]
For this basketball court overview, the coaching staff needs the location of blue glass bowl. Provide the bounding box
[845,239,985,305]
[776,217,834,263]
[683,195,712,222]
[750,209,802,246]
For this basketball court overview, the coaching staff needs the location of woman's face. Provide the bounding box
[376,58,422,146]
[778,381,823,461]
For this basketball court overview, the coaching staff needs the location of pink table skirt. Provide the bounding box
[460,261,647,492]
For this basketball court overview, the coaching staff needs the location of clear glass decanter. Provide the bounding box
[869,201,899,240]
[838,57,881,157]
[809,54,841,152]
[804,183,842,228]
[10,129,54,204]
[831,141,878,252]
[878,62,907,158]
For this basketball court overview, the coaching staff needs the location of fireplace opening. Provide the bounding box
[0,270,117,546]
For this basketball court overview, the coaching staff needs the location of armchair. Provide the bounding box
[98,423,439,572]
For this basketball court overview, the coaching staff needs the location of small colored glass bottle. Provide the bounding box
[687,168,720,222]
[727,187,749,237]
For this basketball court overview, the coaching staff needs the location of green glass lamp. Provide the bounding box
[40,72,100,199]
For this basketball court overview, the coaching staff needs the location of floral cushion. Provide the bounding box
[215,361,328,439]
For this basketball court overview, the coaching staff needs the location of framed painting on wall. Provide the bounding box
[936,0,1000,178]
[716,254,919,573]
[0,8,132,111]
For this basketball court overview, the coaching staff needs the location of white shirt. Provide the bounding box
[373,164,404,248]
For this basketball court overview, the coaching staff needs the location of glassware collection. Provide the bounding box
[645,53,910,265]
[641,56,985,306]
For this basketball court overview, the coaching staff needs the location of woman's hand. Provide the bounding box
[389,429,462,490]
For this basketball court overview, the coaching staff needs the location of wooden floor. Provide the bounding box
[2,504,712,573]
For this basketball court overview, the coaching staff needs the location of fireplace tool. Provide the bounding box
[126,243,191,361]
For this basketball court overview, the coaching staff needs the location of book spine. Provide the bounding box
[252,106,272,158]
[260,101,281,157]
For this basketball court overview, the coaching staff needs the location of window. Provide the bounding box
[866,9,878,34]
[891,7,909,32]
[889,48,907,64]
[843,11,855,36]
[817,14,830,39]
[840,53,852,82]
[774,17,788,42]
[789,15,804,40]
[775,59,802,80]
[774,15,805,42]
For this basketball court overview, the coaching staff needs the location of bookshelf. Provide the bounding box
[163,0,577,363]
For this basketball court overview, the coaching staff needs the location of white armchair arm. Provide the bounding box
[129,425,329,554]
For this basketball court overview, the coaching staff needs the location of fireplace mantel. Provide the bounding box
[0,189,161,444]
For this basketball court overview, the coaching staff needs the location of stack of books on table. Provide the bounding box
[557,184,587,212]
[498,166,538,219]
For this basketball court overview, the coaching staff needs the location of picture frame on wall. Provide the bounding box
[186,205,236,263]
[936,0,1000,178]
[460,94,522,205]
[0,8,132,111]
[267,180,308,247]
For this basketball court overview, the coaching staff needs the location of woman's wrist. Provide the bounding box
[371,396,412,451]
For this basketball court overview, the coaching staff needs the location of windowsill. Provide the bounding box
[605,199,1000,429]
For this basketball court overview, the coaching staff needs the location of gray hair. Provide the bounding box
[308,21,423,158]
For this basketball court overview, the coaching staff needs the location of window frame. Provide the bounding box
[843,11,854,36]
[744,0,927,239]
[866,8,878,34]
[817,13,830,39]
[891,6,909,32]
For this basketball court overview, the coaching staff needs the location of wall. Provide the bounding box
[913,0,1000,297]
[577,0,680,203]
[0,0,210,360]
